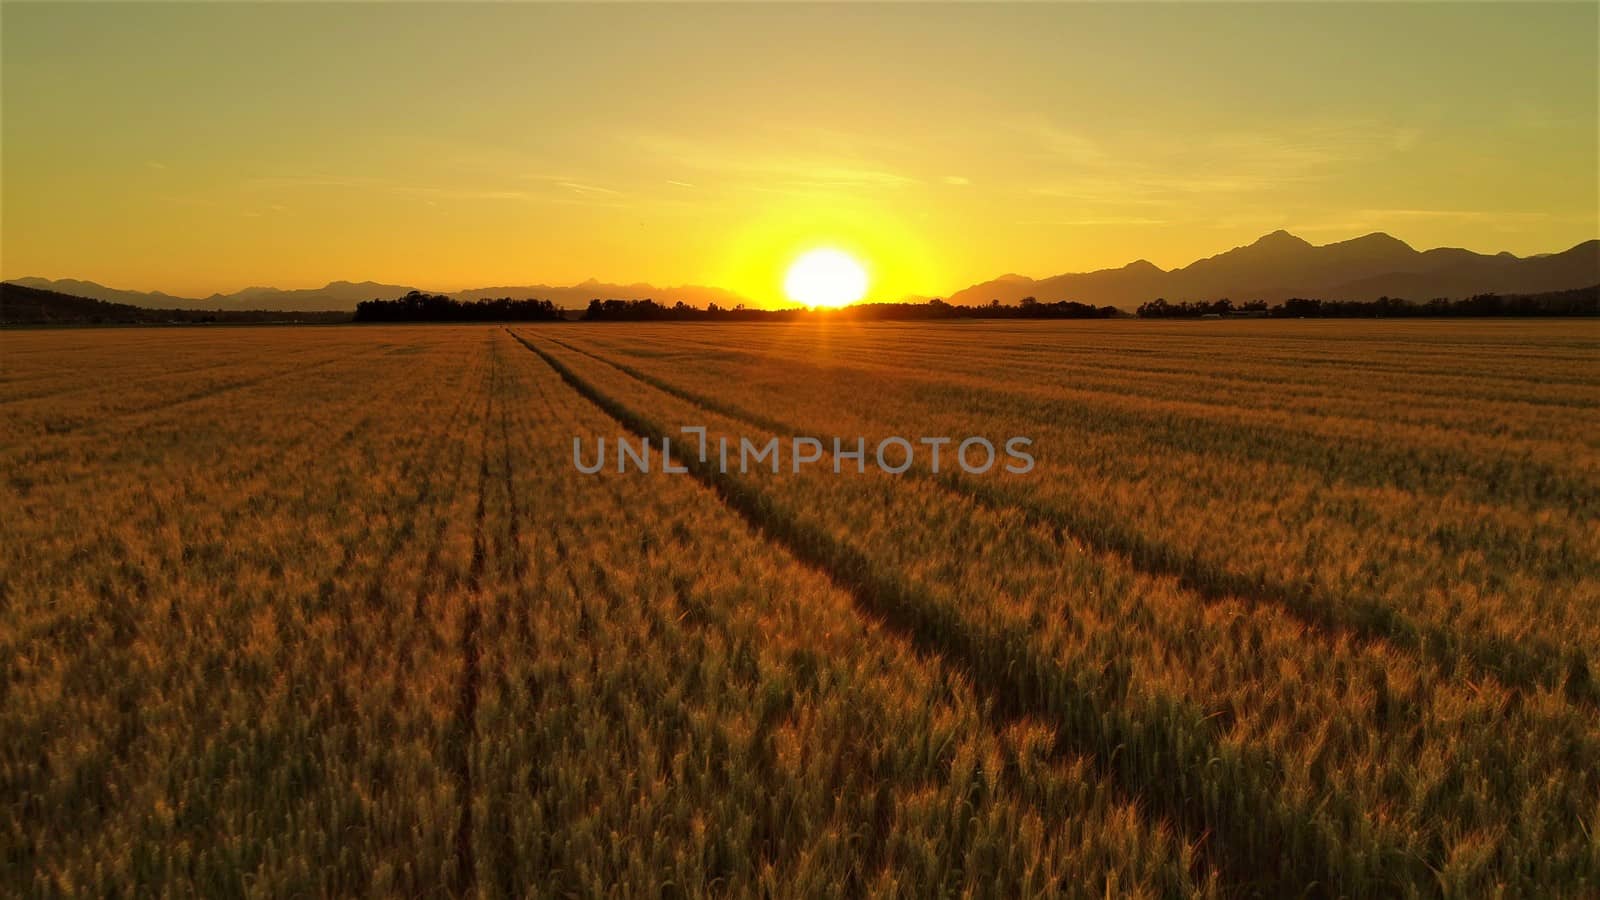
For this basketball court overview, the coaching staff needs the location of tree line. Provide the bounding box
[580,296,1124,321]
[353,291,563,322]
[1136,286,1598,318]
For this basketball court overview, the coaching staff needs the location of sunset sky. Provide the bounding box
[3,3,1596,306]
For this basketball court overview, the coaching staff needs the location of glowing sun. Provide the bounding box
[784,248,868,308]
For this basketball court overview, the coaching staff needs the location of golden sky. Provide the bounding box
[3,3,1596,306]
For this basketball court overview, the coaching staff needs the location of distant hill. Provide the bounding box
[0,282,350,325]
[4,277,413,312]
[4,277,198,309]
[947,232,1600,308]
[201,280,417,311]
[8,276,756,313]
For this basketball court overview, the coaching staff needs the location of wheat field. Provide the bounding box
[3,320,1597,898]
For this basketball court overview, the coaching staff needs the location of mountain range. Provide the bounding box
[8,231,1598,312]
[1,277,750,313]
[946,231,1600,308]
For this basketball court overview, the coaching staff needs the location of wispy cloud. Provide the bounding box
[1016,216,1169,227]
[556,181,622,197]
[242,173,566,204]
[405,186,534,202]
[511,172,633,205]
[629,130,920,193]
[243,174,385,191]
[1013,120,1110,167]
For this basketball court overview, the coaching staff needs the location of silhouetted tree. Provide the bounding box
[354,291,562,322]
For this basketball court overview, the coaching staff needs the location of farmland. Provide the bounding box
[3,320,1597,897]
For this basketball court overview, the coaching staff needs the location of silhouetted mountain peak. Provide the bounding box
[1336,232,1414,252]
[1178,230,1317,280]
[1252,229,1312,249]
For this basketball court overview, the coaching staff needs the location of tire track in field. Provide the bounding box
[509,330,1418,898]
[498,342,528,583]
[453,333,495,896]
[478,332,549,899]
[543,334,1599,710]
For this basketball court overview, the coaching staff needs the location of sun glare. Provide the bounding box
[784,248,868,308]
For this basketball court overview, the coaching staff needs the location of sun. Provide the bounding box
[784,248,868,308]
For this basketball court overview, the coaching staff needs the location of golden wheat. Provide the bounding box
[4,320,1596,897]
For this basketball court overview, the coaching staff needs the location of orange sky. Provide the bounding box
[3,3,1596,306]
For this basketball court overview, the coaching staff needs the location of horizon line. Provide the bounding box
[7,228,1598,302]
